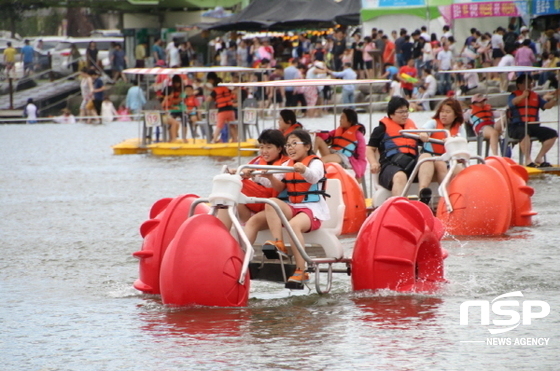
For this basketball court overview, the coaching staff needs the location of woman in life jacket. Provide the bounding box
[217,129,288,230]
[277,109,303,137]
[367,97,420,196]
[244,130,330,284]
[314,108,367,182]
[417,98,466,204]
[160,75,183,142]
[465,93,504,156]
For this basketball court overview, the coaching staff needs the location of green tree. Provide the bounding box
[0,0,48,38]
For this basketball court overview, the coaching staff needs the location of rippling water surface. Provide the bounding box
[1,116,559,370]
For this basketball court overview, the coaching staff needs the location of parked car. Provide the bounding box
[50,36,124,75]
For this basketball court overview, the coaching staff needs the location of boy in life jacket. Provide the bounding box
[464,93,504,156]
[207,76,237,143]
[417,98,466,204]
[314,108,367,182]
[507,74,559,167]
[183,84,201,141]
[217,129,289,230]
[244,130,330,284]
[277,109,303,137]
[367,97,419,197]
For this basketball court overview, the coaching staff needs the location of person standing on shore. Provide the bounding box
[21,39,35,76]
[125,80,147,121]
[86,41,99,69]
[135,40,146,68]
[79,68,96,124]
[3,41,17,78]
[91,70,106,123]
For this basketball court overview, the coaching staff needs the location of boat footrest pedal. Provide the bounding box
[262,240,289,260]
[248,262,296,282]
[284,281,306,290]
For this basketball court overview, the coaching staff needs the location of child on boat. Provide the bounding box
[101,96,117,124]
[183,84,201,140]
[463,93,504,156]
[277,109,303,137]
[314,108,367,182]
[244,130,330,284]
[116,105,131,121]
[218,129,289,230]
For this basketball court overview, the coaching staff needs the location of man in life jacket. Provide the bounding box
[508,74,558,167]
[207,75,237,143]
[465,93,504,156]
[367,96,420,196]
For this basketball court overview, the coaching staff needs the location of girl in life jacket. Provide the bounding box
[277,109,303,137]
[465,93,504,156]
[244,130,330,284]
[217,129,289,230]
[417,98,466,204]
[314,108,367,182]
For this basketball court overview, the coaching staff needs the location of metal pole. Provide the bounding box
[9,78,13,109]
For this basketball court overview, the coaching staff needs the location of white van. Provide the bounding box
[50,36,124,75]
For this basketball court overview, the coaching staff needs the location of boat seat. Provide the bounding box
[241,98,260,140]
[254,178,345,259]
[465,120,491,158]
[371,169,439,208]
[501,108,544,164]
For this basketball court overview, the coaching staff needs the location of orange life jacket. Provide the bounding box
[330,124,363,158]
[470,104,494,134]
[162,90,183,112]
[213,86,233,109]
[427,119,460,155]
[243,155,289,213]
[380,117,418,158]
[511,90,540,124]
[278,155,326,204]
[283,122,303,137]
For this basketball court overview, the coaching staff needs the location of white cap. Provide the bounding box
[520,26,529,32]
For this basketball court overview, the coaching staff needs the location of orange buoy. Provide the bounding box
[132,194,210,295]
[324,163,367,234]
[352,197,446,293]
[160,214,250,307]
[485,156,536,227]
[436,164,512,236]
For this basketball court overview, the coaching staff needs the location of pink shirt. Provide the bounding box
[363,43,375,62]
[514,46,535,67]
[327,128,367,178]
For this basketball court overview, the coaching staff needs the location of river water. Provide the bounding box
[1,113,559,370]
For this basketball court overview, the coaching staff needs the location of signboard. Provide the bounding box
[243,109,257,124]
[451,1,520,18]
[144,111,162,127]
[532,0,560,15]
